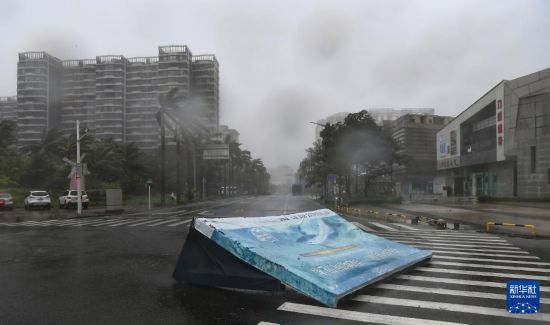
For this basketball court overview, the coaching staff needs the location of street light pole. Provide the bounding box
[76,120,82,215]
[160,105,166,206]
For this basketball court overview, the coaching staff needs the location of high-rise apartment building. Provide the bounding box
[16,52,62,147]
[125,56,159,150]
[61,59,97,136]
[12,45,219,150]
[191,55,219,130]
[0,96,17,122]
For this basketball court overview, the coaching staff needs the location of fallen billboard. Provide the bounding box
[176,209,431,307]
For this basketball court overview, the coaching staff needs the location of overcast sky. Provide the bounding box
[1,0,549,171]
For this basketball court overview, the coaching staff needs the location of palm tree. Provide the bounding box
[157,88,180,205]
[27,128,66,158]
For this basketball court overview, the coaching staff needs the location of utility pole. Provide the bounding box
[76,120,82,215]
[160,105,166,206]
[176,130,181,204]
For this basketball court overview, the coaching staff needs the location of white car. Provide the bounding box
[59,190,89,209]
[24,191,51,210]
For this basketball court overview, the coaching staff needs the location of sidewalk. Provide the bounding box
[381,202,550,237]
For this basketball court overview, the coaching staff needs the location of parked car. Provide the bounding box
[0,193,14,210]
[24,191,51,210]
[58,190,89,209]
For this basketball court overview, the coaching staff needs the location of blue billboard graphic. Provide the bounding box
[507,280,540,314]
[193,209,432,307]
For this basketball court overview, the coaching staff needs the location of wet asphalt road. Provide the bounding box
[1,195,550,325]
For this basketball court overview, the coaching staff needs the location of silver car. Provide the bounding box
[24,191,51,210]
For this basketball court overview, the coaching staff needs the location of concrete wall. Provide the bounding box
[504,68,550,157]
[516,134,550,198]
[489,161,515,198]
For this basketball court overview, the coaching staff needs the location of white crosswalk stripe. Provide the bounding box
[0,216,196,228]
[267,227,550,325]
[352,221,377,232]
[429,249,540,259]
[108,219,147,227]
[396,274,550,292]
[277,302,467,325]
[91,218,135,227]
[127,218,167,227]
[369,222,398,231]
[167,219,193,227]
[70,219,110,226]
[387,239,521,249]
[433,254,550,265]
[398,243,530,254]
[375,283,550,304]
[377,231,506,241]
[415,266,550,281]
[429,260,550,273]
[380,235,513,246]
[391,223,418,231]
[147,219,180,227]
[352,295,550,322]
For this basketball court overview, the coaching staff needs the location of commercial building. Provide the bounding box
[368,108,434,125]
[391,114,453,195]
[435,68,550,198]
[11,45,219,150]
[215,124,239,143]
[0,96,17,121]
[314,112,350,140]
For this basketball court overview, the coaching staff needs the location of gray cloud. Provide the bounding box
[0,0,549,172]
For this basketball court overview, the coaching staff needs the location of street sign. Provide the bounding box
[202,144,230,160]
[187,209,431,307]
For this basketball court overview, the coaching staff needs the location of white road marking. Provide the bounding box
[53,219,95,226]
[277,302,467,325]
[429,249,540,259]
[92,218,134,227]
[70,219,110,226]
[369,222,398,231]
[13,221,44,226]
[108,219,148,227]
[416,266,550,281]
[396,274,550,292]
[433,254,550,266]
[376,231,504,240]
[352,222,377,232]
[375,283,550,304]
[167,219,193,227]
[354,295,550,322]
[153,209,187,216]
[34,219,66,226]
[380,235,512,245]
[45,219,84,226]
[388,239,520,250]
[399,243,529,254]
[391,223,418,231]
[75,218,117,226]
[257,322,279,325]
[430,260,550,273]
[147,219,180,227]
[127,218,166,227]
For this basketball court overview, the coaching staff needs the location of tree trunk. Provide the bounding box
[364,165,368,197]
[346,174,351,199]
[354,164,358,194]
